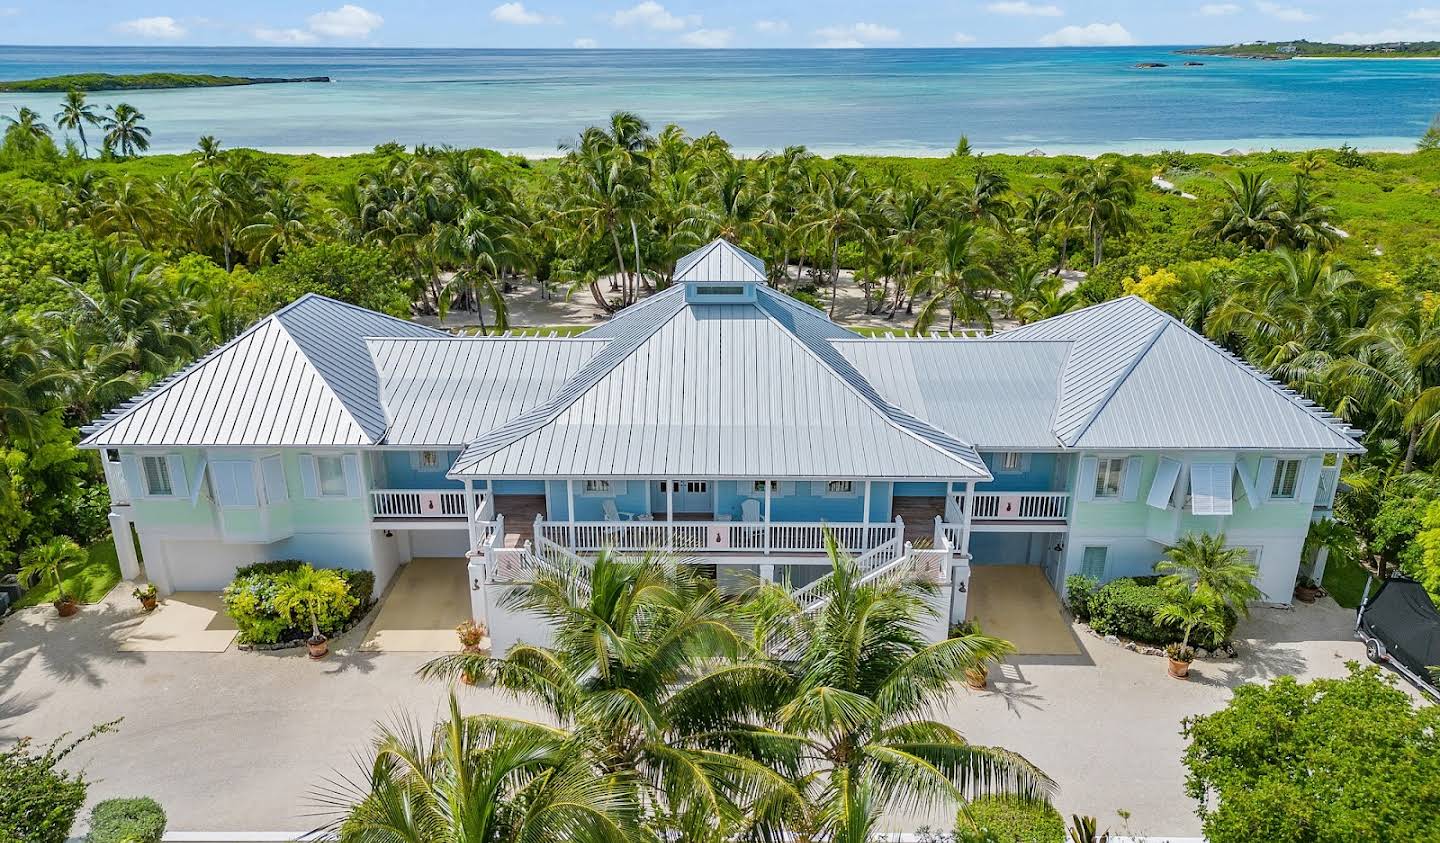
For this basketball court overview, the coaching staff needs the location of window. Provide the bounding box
[317,455,348,497]
[584,479,612,495]
[1000,452,1024,471]
[105,448,121,464]
[824,480,855,496]
[211,461,259,509]
[142,455,174,496]
[416,450,440,470]
[686,481,708,494]
[1080,546,1108,580]
[752,480,776,494]
[1271,459,1301,499]
[695,285,746,296]
[1094,458,1126,498]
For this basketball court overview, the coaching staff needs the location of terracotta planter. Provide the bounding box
[965,666,988,690]
[1167,657,1192,679]
[460,669,478,686]
[54,597,79,617]
[306,634,329,660]
[139,595,158,612]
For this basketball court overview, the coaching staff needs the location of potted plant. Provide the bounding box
[1293,576,1323,604]
[455,620,487,685]
[1154,586,1224,681]
[132,583,159,612]
[951,620,991,690]
[18,536,86,618]
[1165,643,1196,679]
[274,566,348,660]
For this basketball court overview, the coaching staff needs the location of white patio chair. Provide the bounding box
[602,498,641,522]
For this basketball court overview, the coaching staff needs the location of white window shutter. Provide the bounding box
[1147,458,1182,510]
[166,454,189,499]
[300,455,319,499]
[342,454,362,498]
[1076,457,1098,502]
[1234,459,1259,509]
[1256,457,1277,503]
[261,456,288,504]
[121,454,142,496]
[1120,456,1143,501]
[190,459,208,506]
[1297,456,1323,502]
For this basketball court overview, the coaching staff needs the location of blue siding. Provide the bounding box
[894,482,946,496]
[381,451,462,489]
[492,480,545,495]
[979,452,1065,492]
[969,532,1053,565]
[544,479,649,520]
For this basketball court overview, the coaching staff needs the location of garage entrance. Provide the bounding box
[360,558,473,652]
[967,566,1080,656]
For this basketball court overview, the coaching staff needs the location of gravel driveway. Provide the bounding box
[0,584,1393,837]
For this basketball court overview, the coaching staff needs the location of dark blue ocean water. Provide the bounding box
[1,45,1437,155]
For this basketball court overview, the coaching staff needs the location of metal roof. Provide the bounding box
[673,239,767,283]
[997,296,1363,453]
[834,338,1070,449]
[450,288,991,480]
[369,337,607,445]
[80,294,443,447]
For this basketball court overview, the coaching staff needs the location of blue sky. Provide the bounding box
[3,1,1440,48]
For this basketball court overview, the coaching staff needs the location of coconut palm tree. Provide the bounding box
[19,536,87,612]
[1015,275,1081,324]
[1282,174,1339,252]
[737,538,1053,842]
[56,245,197,375]
[419,552,796,840]
[53,90,101,159]
[799,166,868,317]
[2,106,53,156]
[1153,583,1226,658]
[0,315,69,440]
[912,221,997,333]
[1155,532,1261,620]
[1060,160,1137,267]
[318,692,640,843]
[194,135,223,167]
[1202,171,1288,251]
[102,103,151,158]
[237,185,314,264]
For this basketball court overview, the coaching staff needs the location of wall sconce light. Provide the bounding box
[1052,542,1064,553]
[383,530,394,538]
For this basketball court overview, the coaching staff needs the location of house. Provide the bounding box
[81,240,1361,648]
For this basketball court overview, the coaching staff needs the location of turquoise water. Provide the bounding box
[1,46,1437,156]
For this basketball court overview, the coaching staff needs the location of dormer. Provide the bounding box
[674,239,766,304]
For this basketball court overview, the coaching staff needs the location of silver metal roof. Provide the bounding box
[450,286,991,480]
[80,294,443,447]
[835,338,1070,449]
[673,239,767,283]
[369,337,606,446]
[998,296,1363,452]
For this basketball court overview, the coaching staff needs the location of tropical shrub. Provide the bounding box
[220,560,369,644]
[1183,665,1440,843]
[86,797,166,843]
[0,721,118,843]
[257,242,408,316]
[1087,577,1235,649]
[1063,574,1098,621]
[959,796,1066,842]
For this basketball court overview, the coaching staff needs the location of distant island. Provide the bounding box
[0,73,332,93]
[1182,40,1440,59]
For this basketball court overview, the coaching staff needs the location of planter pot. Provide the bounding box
[139,596,158,612]
[965,666,988,690]
[1167,657,1192,679]
[306,635,329,660]
[54,597,79,618]
[1294,585,1321,604]
[460,670,479,686]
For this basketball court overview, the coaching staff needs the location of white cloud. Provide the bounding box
[1199,3,1242,15]
[1406,7,1440,23]
[113,16,187,39]
[307,4,384,38]
[680,27,734,47]
[754,19,790,33]
[1039,22,1135,45]
[491,2,558,24]
[813,22,901,47]
[573,36,599,48]
[253,27,318,44]
[953,31,977,43]
[986,1,1063,17]
[1255,1,1314,22]
[610,1,696,31]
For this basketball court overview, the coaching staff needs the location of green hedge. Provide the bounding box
[220,560,373,644]
[0,734,93,843]
[1064,574,1099,621]
[86,797,166,843]
[959,796,1065,842]
[1088,576,1235,649]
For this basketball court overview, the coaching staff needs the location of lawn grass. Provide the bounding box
[14,541,121,608]
[1323,555,1377,610]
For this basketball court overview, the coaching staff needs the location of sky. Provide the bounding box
[2,1,1440,49]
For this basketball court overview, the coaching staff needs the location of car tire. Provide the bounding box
[1365,639,1383,663]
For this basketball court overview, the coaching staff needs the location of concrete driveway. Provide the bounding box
[0,582,1403,837]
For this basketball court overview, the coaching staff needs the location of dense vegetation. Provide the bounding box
[0,73,328,93]
[220,560,374,644]
[5,90,1440,596]
[1183,40,1440,58]
[0,721,118,843]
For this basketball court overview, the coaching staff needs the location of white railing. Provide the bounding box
[1315,464,1341,509]
[536,517,903,555]
[370,488,476,518]
[789,535,908,616]
[954,491,1069,521]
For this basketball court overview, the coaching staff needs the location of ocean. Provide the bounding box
[1,45,1437,157]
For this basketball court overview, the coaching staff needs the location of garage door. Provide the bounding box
[409,530,470,558]
[156,539,259,591]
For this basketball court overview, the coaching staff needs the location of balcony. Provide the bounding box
[370,489,481,520]
[532,515,905,555]
[950,491,1069,524]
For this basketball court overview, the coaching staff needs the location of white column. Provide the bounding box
[961,481,976,559]
[862,480,872,547]
[763,481,772,555]
[1312,545,1331,585]
[666,480,675,551]
[108,512,140,581]
[468,558,488,624]
[464,478,480,553]
[566,478,576,549]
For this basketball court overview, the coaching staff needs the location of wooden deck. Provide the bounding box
[494,494,546,547]
[891,495,946,544]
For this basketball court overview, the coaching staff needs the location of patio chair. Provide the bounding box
[739,498,765,547]
[602,498,641,522]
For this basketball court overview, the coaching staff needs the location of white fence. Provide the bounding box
[953,491,1070,521]
[369,488,476,518]
[536,516,903,555]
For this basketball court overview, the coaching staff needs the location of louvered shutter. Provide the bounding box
[300,455,319,499]
[1120,456,1144,502]
[1076,457,1098,502]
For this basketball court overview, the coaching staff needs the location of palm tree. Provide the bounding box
[102,103,152,158]
[799,166,868,317]
[56,246,197,375]
[1155,532,1261,620]
[1282,174,1339,252]
[912,221,997,333]
[53,90,101,159]
[0,314,68,439]
[3,106,53,155]
[1061,160,1137,267]
[999,259,1052,321]
[1015,275,1081,324]
[1202,171,1288,251]
[194,135,222,167]
[1153,584,1226,658]
[740,538,1053,842]
[237,184,313,264]
[419,552,795,840]
[318,692,640,843]
[19,536,87,611]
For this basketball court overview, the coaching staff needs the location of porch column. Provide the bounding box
[108,511,140,581]
[566,479,576,550]
[763,481,772,555]
[463,478,480,553]
[862,480,872,548]
[666,480,675,551]
[961,481,976,559]
[1312,545,1331,587]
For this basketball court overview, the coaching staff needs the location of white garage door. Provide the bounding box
[156,539,260,591]
[409,530,470,558]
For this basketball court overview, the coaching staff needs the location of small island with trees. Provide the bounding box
[0,73,332,93]
[1182,39,1440,59]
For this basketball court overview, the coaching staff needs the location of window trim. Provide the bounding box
[141,454,176,498]
[1270,458,1302,500]
[315,454,349,498]
[998,452,1026,473]
[822,480,857,498]
[582,478,613,497]
[1093,457,1127,499]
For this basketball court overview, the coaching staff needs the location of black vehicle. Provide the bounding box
[1356,575,1440,700]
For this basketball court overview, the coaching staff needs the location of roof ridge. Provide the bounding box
[1062,319,1168,447]
[282,292,449,337]
[270,317,377,445]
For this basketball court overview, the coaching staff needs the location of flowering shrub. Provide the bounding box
[221,560,370,644]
